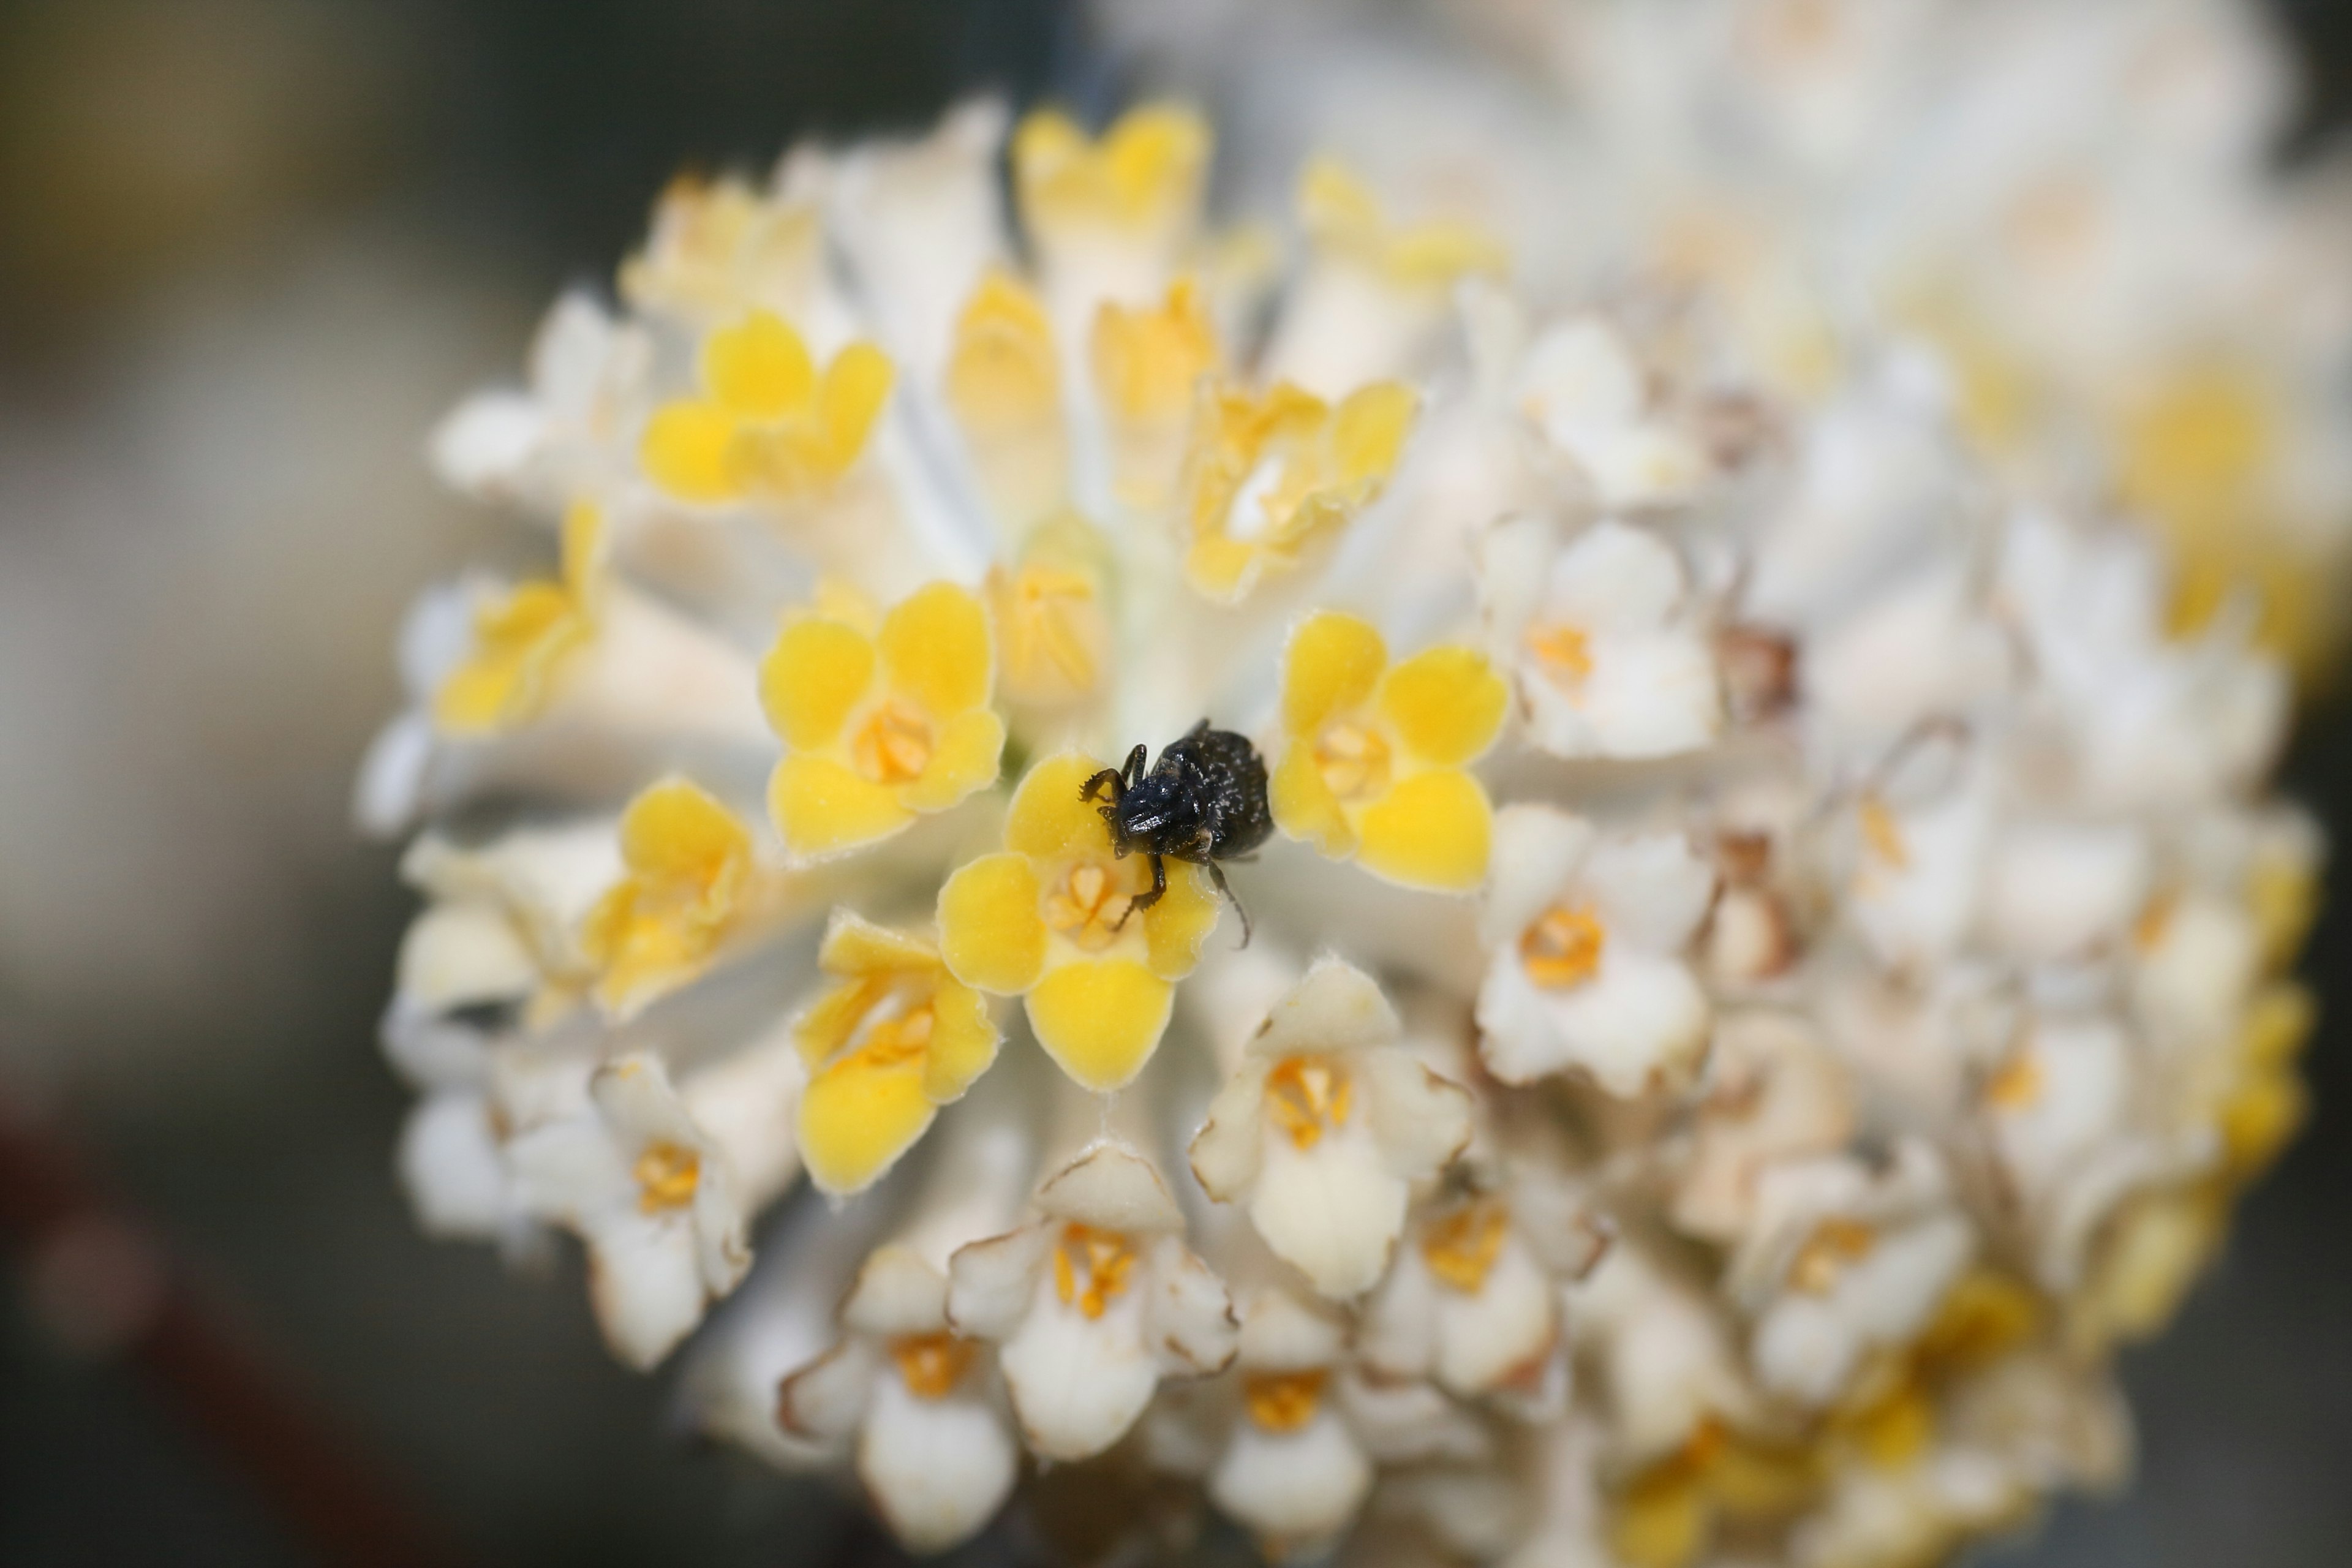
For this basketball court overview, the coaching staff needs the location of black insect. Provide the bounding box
[1082,720,1273,946]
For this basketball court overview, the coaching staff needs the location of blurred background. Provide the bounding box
[0,1,2344,1564]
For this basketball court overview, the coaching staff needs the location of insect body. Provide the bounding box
[1081,720,1272,945]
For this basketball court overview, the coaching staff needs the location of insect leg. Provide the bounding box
[1080,767,1125,804]
[1123,743,1148,789]
[1115,854,1167,928]
[1207,860,1252,949]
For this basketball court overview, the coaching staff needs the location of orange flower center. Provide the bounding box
[1525,622,1593,689]
[1313,720,1392,801]
[1265,1055,1352,1150]
[890,1333,974,1400]
[1052,1223,1139,1319]
[845,1000,937,1073]
[633,1140,702,1213]
[1788,1217,1877,1295]
[851,698,935,785]
[1521,904,1607,989]
[1044,860,1138,952]
[1242,1369,1327,1433]
[1421,1202,1510,1294]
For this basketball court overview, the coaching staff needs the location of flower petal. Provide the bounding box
[1027,959,1171,1091]
[704,310,815,418]
[1330,380,1417,484]
[761,616,877,750]
[1143,859,1219,979]
[1282,611,1387,737]
[799,1045,938,1195]
[770,753,914,859]
[1004,751,1115,860]
[641,400,738,502]
[1378,645,1506,766]
[1355,769,1492,892]
[938,853,1048,994]
[1270,746,1355,858]
[880,581,993,717]
[901,708,1005,812]
[818,342,894,467]
[922,979,1001,1103]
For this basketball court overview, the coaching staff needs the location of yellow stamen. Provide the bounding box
[1858,796,1909,869]
[1421,1202,1510,1294]
[890,1333,974,1400]
[1051,1223,1139,1320]
[1788,1217,1877,1295]
[1242,1369,1326,1434]
[1264,1056,1351,1150]
[850,698,936,785]
[1521,905,1607,989]
[1092,279,1218,426]
[1526,623,1594,687]
[1042,861,1140,953]
[633,1140,702,1213]
[1311,720,1392,802]
[2132,889,2178,952]
[1983,1050,2043,1111]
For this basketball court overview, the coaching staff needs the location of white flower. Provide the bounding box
[428,291,651,510]
[946,1140,1237,1460]
[507,1053,750,1368]
[1512,315,1711,510]
[777,1245,1019,1553]
[1479,515,1722,760]
[1476,804,1714,1095]
[1205,1288,1376,1555]
[1359,1191,1567,1406]
[1190,958,1474,1298]
[1671,1011,1856,1243]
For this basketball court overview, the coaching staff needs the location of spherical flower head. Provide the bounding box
[936,752,1219,1091]
[760,579,1004,861]
[640,309,892,505]
[793,910,1001,1196]
[432,500,606,736]
[579,776,763,1019]
[1182,379,1417,603]
[1268,610,1506,892]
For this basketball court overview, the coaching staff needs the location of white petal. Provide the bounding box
[398,1093,513,1241]
[1209,1409,1374,1551]
[1477,945,1709,1096]
[1248,956,1401,1061]
[680,1030,806,1216]
[1144,1240,1240,1377]
[352,710,435,839]
[584,1210,709,1369]
[1188,1060,1270,1202]
[1036,1140,1185,1232]
[859,1371,1019,1553]
[1480,804,1597,949]
[945,1225,1054,1343]
[1982,822,2150,962]
[507,1115,634,1222]
[394,902,538,1014]
[1518,318,1644,428]
[1361,1049,1474,1182]
[1585,832,1717,951]
[843,1245,952,1337]
[428,391,545,498]
[1539,519,1688,633]
[1434,1240,1558,1398]
[999,1287,1158,1461]
[1250,1124,1410,1298]
[777,1336,881,1445]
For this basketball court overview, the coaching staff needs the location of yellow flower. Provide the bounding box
[640,309,892,505]
[936,753,1220,1091]
[1093,279,1220,508]
[794,911,1001,1196]
[945,270,1068,526]
[1296,157,1507,289]
[986,516,1113,712]
[618,173,823,322]
[760,579,1005,862]
[434,500,605,736]
[580,777,761,1019]
[1269,611,1506,892]
[1012,102,1210,240]
[1181,380,1418,603]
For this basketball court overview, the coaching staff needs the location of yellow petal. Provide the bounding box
[818,912,940,978]
[770,753,914,859]
[704,310,815,419]
[1331,380,1418,485]
[1004,752,1116,861]
[901,707,1005,812]
[799,1044,937,1195]
[641,400,740,502]
[1355,769,1492,892]
[1027,959,1172,1092]
[818,341,894,468]
[1379,645,1506,766]
[923,979,1001,1103]
[880,581,993,717]
[1143,860,1219,981]
[1183,532,1259,602]
[1281,611,1387,737]
[1269,745,1356,859]
[938,852,1049,994]
[760,616,877,749]
[620,777,752,885]
[794,974,889,1069]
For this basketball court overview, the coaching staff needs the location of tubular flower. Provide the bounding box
[357,72,2328,1566]
[759,578,1003,861]
[1180,379,1418,603]
[1269,610,1507,892]
[640,309,892,505]
[937,752,1219,1092]
[791,911,1000,1196]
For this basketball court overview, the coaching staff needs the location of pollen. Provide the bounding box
[1521,905,1607,989]
[1044,861,1138,953]
[1787,1217,1877,1295]
[633,1140,702,1213]
[1265,1056,1352,1150]
[1242,1368,1327,1434]
[1052,1224,1139,1319]
[851,698,937,785]
[1312,721,1393,802]
[1526,622,1594,686]
[891,1333,975,1401]
[1421,1202,1510,1293]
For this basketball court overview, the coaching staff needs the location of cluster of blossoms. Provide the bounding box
[360,85,2319,1568]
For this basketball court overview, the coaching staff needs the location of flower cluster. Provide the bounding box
[363,86,2319,1568]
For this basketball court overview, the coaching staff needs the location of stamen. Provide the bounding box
[1051,1224,1138,1319]
[890,1333,974,1400]
[1242,1369,1326,1433]
[1521,905,1606,989]
[1043,861,1138,952]
[1983,1051,2043,1110]
[1525,623,1594,688]
[1264,1057,1352,1150]
[851,698,936,785]
[1421,1202,1510,1293]
[1312,721,1392,802]
[1787,1217,1877,1295]
[633,1141,702,1213]
[1858,796,1909,869]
